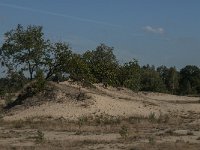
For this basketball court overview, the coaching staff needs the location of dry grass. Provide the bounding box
[0,112,200,149]
[1,82,200,149]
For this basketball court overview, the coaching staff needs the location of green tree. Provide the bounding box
[82,44,119,86]
[119,59,141,91]
[68,54,95,82]
[157,66,179,94]
[141,65,166,92]
[179,65,200,95]
[0,24,48,80]
[167,67,179,94]
[44,42,73,80]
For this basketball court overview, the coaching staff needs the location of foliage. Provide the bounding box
[0,24,48,80]
[0,71,27,95]
[141,65,166,92]
[157,66,179,94]
[179,65,200,95]
[69,54,95,82]
[82,44,119,86]
[119,59,141,91]
[1,24,200,96]
[4,93,15,107]
[33,69,46,93]
[44,42,73,80]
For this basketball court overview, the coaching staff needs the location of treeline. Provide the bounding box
[0,24,200,96]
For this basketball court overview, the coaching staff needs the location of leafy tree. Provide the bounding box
[68,54,95,82]
[82,44,119,86]
[167,67,179,94]
[0,24,48,80]
[157,66,179,94]
[44,42,73,80]
[157,65,168,85]
[119,59,141,91]
[141,65,166,92]
[179,65,200,95]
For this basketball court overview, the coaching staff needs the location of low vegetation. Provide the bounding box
[0,112,199,149]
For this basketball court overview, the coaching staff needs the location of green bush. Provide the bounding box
[33,70,46,93]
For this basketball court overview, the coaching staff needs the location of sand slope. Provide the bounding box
[3,81,200,121]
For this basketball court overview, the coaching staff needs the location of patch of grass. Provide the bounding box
[76,92,90,101]
[127,116,145,124]
[157,112,170,123]
[13,120,24,129]
[78,116,88,129]
[94,114,121,125]
[147,112,170,124]
[35,130,45,143]
[119,125,129,139]
[187,131,194,135]
[148,112,157,123]
[165,129,174,135]
[148,136,156,145]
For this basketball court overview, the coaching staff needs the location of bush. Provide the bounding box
[119,125,129,139]
[33,70,47,93]
[4,93,15,107]
[35,130,45,143]
[148,112,157,123]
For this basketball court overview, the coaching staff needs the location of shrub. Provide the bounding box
[4,93,15,107]
[33,70,46,93]
[119,125,129,139]
[148,136,156,145]
[148,112,156,123]
[35,130,45,143]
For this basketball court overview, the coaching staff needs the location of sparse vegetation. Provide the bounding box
[119,125,129,139]
[35,130,45,143]
[13,120,24,129]
[4,93,15,107]
[94,114,121,125]
[148,136,156,145]
[148,112,157,123]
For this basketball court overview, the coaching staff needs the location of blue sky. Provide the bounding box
[0,0,200,69]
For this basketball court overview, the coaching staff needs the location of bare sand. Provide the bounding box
[3,81,200,121]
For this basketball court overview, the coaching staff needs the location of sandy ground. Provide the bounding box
[3,81,200,121]
[1,81,200,149]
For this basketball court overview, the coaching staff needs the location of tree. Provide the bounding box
[141,65,166,92]
[0,24,48,80]
[82,44,119,86]
[44,42,73,80]
[179,65,200,95]
[167,67,179,94]
[157,65,168,85]
[119,59,141,91]
[157,66,179,94]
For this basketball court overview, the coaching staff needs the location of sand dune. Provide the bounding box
[3,81,200,121]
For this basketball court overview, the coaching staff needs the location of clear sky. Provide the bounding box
[0,0,200,69]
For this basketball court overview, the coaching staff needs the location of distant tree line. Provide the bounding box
[0,24,200,96]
